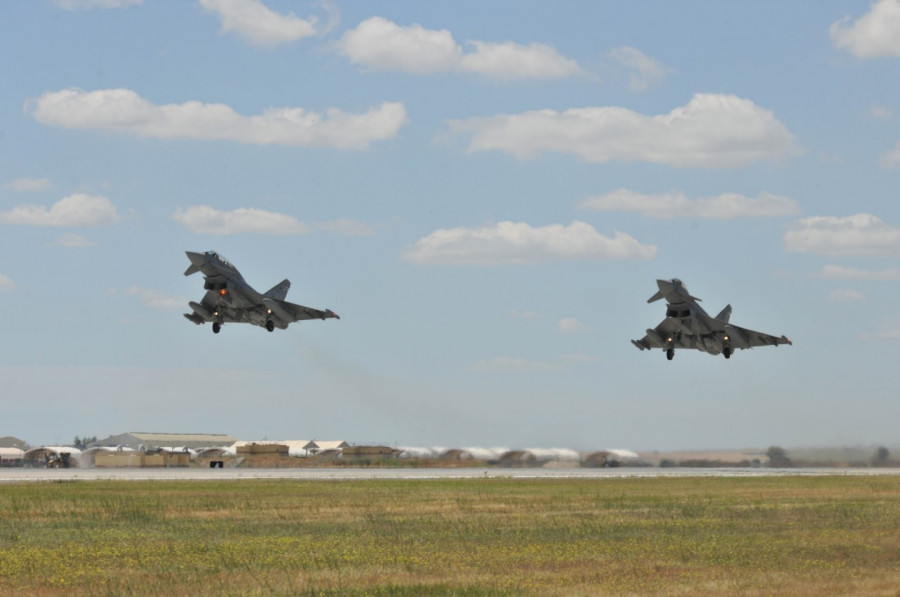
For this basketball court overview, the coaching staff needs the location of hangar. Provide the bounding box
[0,448,25,467]
[0,436,29,450]
[91,432,237,451]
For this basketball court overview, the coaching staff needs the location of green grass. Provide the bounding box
[1,477,899,596]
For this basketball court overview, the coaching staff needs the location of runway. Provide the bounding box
[3,467,900,482]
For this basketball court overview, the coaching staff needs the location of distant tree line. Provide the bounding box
[72,436,97,450]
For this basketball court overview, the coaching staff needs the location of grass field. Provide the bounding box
[1,476,899,596]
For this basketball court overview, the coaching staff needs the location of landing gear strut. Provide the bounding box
[212,322,221,334]
[666,348,674,361]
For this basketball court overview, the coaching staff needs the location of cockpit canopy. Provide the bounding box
[206,251,232,267]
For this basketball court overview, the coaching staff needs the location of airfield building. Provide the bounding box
[0,436,29,450]
[90,432,237,451]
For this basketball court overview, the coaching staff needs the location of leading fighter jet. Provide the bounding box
[631,278,791,360]
[183,251,339,334]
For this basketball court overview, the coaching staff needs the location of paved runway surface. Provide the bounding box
[3,467,900,482]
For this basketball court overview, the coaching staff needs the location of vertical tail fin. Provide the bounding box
[264,279,291,301]
[715,304,732,323]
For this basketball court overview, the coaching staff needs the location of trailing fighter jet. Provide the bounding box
[631,278,791,360]
[183,251,339,334]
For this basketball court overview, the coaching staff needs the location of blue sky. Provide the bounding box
[2,0,900,451]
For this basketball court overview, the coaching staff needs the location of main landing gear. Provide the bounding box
[212,322,221,334]
[666,348,674,361]
[723,347,733,359]
[266,320,275,332]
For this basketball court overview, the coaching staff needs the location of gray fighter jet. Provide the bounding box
[631,278,791,360]
[183,251,339,334]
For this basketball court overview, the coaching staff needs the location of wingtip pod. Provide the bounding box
[326,309,340,320]
[183,312,204,325]
[631,339,647,351]
[781,335,792,346]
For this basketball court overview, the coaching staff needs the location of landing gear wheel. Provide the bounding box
[723,347,732,359]
[266,320,275,332]
[666,348,674,361]
[212,322,221,334]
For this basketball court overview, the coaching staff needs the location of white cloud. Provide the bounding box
[870,105,894,119]
[54,233,96,248]
[401,221,656,266]
[28,88,408,150]
[0,274,15,293]
[0,194,122,227]
[53,0,141,10]
[174,205,311,235]
[199,0,319,47]
[879,141,900,169]
[4,178,51,191]
[122,286,186,311]
[469,356,561,373]
[578,189,800,220]
[336,17,582,80]
[315,218,375,236]
[558,317,589,335]
[446,93,797,168]
[828,289,867,302]
[607,46,671,91]
[813,265,900,281]
[861,328,900,340]
[830,0,900,58]
[785,214,900,256]
[459,40,582,79]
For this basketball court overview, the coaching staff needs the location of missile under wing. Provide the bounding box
[631,278,791,360]
[183,251,339,334]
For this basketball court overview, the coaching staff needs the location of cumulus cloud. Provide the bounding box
[122,286,186,311]
[28,88,407,150]
[607,46,671,91]
[401,220,656,266]
[174,206,374,236]
[199,0,320,46]
[445,93,797,168]
[336,17,582,80]
[53,233,96,248]
[812,265,900,281]
[830,0,900,58]
[578,189,800,219]
[0,194,122,227]
[4,178,51,191]
[880,141,900,169]
[828,289,867,302]
[785,214,900,256]
[53,0,141,9]
[174,206,310,236]
[0,274,15,293]
[558,317,589,335]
